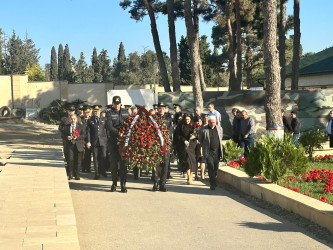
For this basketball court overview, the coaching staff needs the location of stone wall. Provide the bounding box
[158,90,333,138]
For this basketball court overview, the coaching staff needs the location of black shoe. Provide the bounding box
[121,182,127,193]
[111,184,117,192]
[94,175,100,180]
[102,172,107,177]
[210,184,216,190]
[159,185,167,192]
[152,182,158,191]
[75,177,80,180]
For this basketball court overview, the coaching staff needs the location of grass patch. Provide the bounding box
[279,161,333,204]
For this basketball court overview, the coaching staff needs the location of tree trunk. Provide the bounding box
[166,0,181,92]
[291,0,301,90]
[193,0,206,91]
[226,0,237,91]
[279,0,286,90]
[143,0,171,92]
[235,0,242,90]
[263,0,283,139]
[184,0,203,109]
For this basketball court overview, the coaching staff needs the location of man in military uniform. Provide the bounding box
[77,104,85,123]
[82,106,92,172]
[106,96,130,193]
[86,105,108,179]
[152,102,173,192]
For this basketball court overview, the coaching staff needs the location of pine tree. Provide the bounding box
[23,32,40,68]
[4,31,25,74]
[63,44,73,82]
[50,46,58,80]
[58,44,64,80]
[75,52,94,83]
[263,0,283,138]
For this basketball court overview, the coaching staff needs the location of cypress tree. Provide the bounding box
[178,36,191,85]
[63,44,72,82]
[50,46,58,80]
[58,44,64,80]
[113,42,127,83]
[91,47,102,82]
[98,49,112,82]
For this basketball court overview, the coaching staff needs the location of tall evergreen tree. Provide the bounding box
[113,42,127,84]
[50,46,58,80]
[291,0,301,90]
[184,0,203,109]
[98,49,112,82]
[75,52,94,83]
[58,44,64,80]
[263,0,283,138]
[279,0,287,90]
[166,0,181,92]
[4,31,25,74]
[178,36,191,85]
[63,44,72,82]
[91,47,102,83]
[22,32,40,68]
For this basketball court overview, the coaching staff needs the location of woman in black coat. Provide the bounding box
[174,114,196,184]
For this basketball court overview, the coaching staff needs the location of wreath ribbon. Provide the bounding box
[124,107,167,152]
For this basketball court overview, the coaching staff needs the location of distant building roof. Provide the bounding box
[286,46,333,77]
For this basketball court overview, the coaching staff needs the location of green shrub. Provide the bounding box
[299,127,325,160]
[39,99,86,124]
[244,134,308,183]
[224,139,243,163]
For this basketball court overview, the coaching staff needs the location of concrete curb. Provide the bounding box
[217,166,333,234]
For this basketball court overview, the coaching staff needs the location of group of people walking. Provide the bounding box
[59,96,130,192]
[58,99,228,192]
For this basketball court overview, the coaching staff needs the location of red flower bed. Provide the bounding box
[228,157,333,206]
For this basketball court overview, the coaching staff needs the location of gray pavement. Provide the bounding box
[0,123,80,249]
[70,169,333,250]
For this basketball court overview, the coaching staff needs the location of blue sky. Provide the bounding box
[1,0,332,68]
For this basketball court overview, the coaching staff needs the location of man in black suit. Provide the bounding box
[86,105,108,179]
[63,114,86,180]
[106,96,130,193]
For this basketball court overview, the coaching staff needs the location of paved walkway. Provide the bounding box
[71,169,333,250]
[0,123,80,249]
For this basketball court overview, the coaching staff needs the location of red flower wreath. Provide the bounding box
[117,107,171,171]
